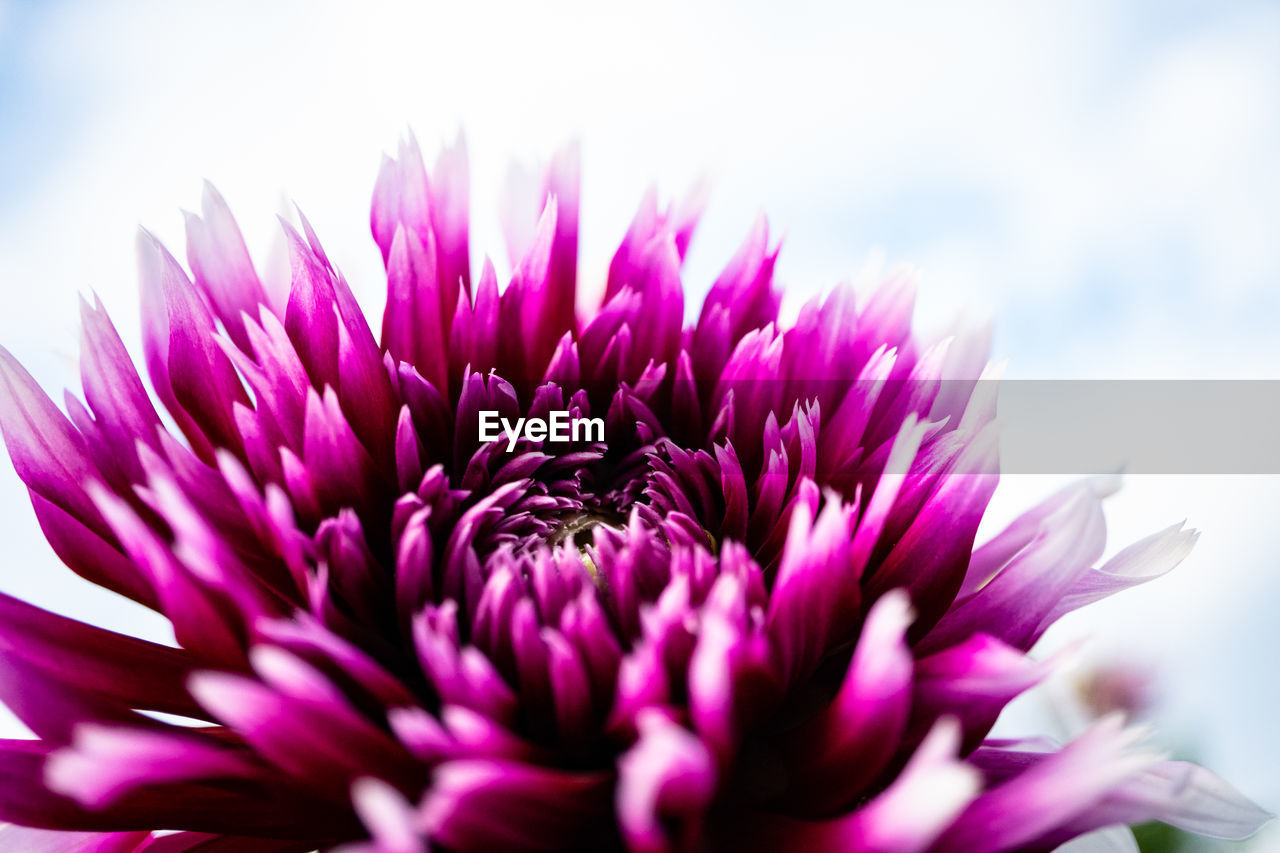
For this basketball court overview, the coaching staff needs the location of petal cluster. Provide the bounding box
[0,134,1267,852]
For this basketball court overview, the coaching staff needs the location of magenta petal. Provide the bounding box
[747,719,978,853]
[0,592,199,719]
[767,497,859,684]
[136,834,316,852]
[413,604,518,725]
[689,574,774,765]
[0,740,103,831]
[0,347,104,530]
[28,492,158,608]
[542,627,593,742]
[1042,520,1198,630]
[958,475,1119,599]
[421,759,610,853]
[840,719,980,853]
[0,825,149,852]
[45,725,260,809]
[253,617,417,710]
[497,198,560,374]
[696,214,778,348]
[137,230,250,461]
[937,716,1160,853]
[383,224,448,394]
[0,652,144,743]
[925,480,1106,652]
[78,294,163,473]
[282,224,342,391]
[371,131,469,335]
[779,590,914,813]
[371,133,430,264]
[616,711,716,853]
[188,671,421,801]
[1,739,338,838]
[1067,760,1272,842]
[449,259,499,380]
[911,633,1059,750]
[865,423,1000,637]
[90,485,247,668]
[349,777,425,853]
[302,386,381,516]
[184,182,269,350]
[428,130,472,314]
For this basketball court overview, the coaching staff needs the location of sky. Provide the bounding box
[1,1,1278,848]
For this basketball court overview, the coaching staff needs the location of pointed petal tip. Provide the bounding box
[185,670,240,716]
[873,587,917,628]
[200,178,229,209]
[135,225,171,258]
[135,228,188,292]
[0,342,23,377]
[351,775,422,852]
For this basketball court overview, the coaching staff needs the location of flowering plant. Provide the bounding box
[0,136,1266,852]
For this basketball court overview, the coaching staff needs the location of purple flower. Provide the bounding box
[0,134,1268,852]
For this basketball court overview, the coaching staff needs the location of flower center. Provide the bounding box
[548,509,625,549]
[549,509,626,582]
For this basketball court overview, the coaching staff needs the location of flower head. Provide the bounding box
[0,134,1267,852]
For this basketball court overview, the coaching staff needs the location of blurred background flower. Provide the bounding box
[1,0,1277,849]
